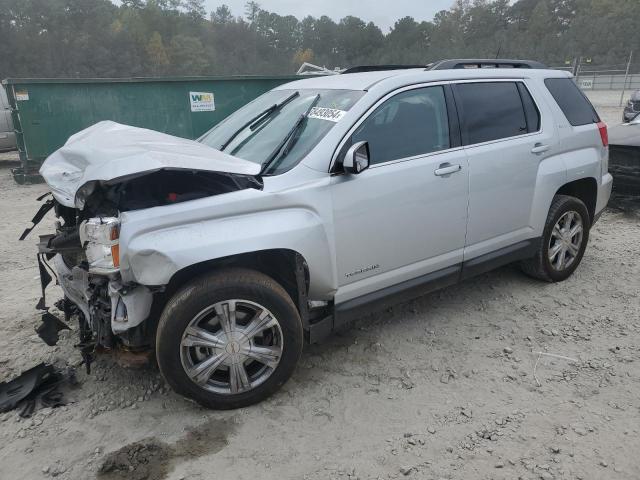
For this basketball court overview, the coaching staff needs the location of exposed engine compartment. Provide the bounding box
[51,201,86,268]
[82,169,263,214]
[26,168,263,368]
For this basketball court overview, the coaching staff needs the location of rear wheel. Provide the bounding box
[156,268,303,409]
[520,195,591,282]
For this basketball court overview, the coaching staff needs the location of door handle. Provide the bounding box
[531,143,550,154]
[434,163,462,177]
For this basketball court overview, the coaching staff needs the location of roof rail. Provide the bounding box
[342,65,426,74]
[427,59,547,70]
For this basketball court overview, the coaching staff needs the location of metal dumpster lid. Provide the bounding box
[2,75,300,85]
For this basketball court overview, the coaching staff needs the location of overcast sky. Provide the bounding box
[204,0,456,32]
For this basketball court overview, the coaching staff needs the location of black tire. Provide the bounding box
[520,195,591,282]
[156,268,303,409]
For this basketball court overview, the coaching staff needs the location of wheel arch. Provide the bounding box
[149,249,312,336]
[555,177,598,223]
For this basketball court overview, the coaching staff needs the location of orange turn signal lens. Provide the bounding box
[111,244,120,268]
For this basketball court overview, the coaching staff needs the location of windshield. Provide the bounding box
[199,89,364,175]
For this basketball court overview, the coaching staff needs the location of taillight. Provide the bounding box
[597,121,608,147]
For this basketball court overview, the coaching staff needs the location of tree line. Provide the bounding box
[0,0,638,79]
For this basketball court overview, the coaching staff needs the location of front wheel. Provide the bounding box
[156,268,303,409]
[520,195,591,282]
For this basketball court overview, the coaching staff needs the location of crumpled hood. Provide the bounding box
[39,120,261,208]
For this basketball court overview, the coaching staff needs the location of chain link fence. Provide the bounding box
[550,54,637,108]
[574,73,640,91]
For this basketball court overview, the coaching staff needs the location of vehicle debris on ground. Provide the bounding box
[0,363,77,418]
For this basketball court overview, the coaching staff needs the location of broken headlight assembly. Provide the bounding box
[79,217,120,274]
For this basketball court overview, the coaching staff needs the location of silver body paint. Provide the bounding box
[49,68,612,334]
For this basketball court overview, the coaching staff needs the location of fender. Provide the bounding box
[528,154,567,235]
[117,186,336,299]
[529,146,600,234]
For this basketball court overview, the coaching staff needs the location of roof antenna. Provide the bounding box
[495,43,502,59]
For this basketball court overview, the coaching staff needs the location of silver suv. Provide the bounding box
[31,60,612,409]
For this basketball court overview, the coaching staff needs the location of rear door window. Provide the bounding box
[544,78,600,126]
[454,82,529,145]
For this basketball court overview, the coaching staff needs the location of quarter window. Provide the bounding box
[455,82,532,145]
[352,86,450,165]
[544,78,600,126]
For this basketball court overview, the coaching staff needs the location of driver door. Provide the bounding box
[330,85,469,304]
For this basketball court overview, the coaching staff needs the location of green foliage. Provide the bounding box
[168,34,210,74]
[0,0,638,78]
[211,5,233,24]
[184,0,206,21]
[146,31,170,73]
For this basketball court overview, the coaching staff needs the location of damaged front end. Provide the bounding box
[33,195,157,368]
[22,121,264,370]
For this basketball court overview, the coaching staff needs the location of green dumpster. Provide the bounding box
[2,75,300,184]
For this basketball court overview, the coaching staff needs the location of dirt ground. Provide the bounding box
[1,99,640,480]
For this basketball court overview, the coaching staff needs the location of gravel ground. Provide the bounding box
[1,107,639,480]
[0,150,19,163]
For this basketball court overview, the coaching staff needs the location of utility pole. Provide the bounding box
[620,50,634,107]
[572,57,581,77]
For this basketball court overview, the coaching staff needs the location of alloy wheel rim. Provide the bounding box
[180,299,283,395]
[548,210,584,271]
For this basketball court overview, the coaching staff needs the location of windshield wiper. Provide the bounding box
[261,94,321,175]
[219,91,299,151]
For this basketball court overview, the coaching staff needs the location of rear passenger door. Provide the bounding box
[452,80,555,259]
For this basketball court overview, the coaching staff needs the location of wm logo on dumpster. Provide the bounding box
[189,91,215,112]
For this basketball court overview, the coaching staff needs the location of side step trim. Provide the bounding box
[310,237,541,343]
[461,238,539,280]
[334,265,461,329]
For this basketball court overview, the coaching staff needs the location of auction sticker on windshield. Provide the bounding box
[190,92,215,112]
[308,107,347,122]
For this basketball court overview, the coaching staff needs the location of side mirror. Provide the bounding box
[343,141,370,174]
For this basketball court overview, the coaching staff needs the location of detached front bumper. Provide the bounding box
[49,253,155,337]
[53,255,91,322]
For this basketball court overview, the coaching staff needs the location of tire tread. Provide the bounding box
[520,194,590,282]
[156,267,303,410]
